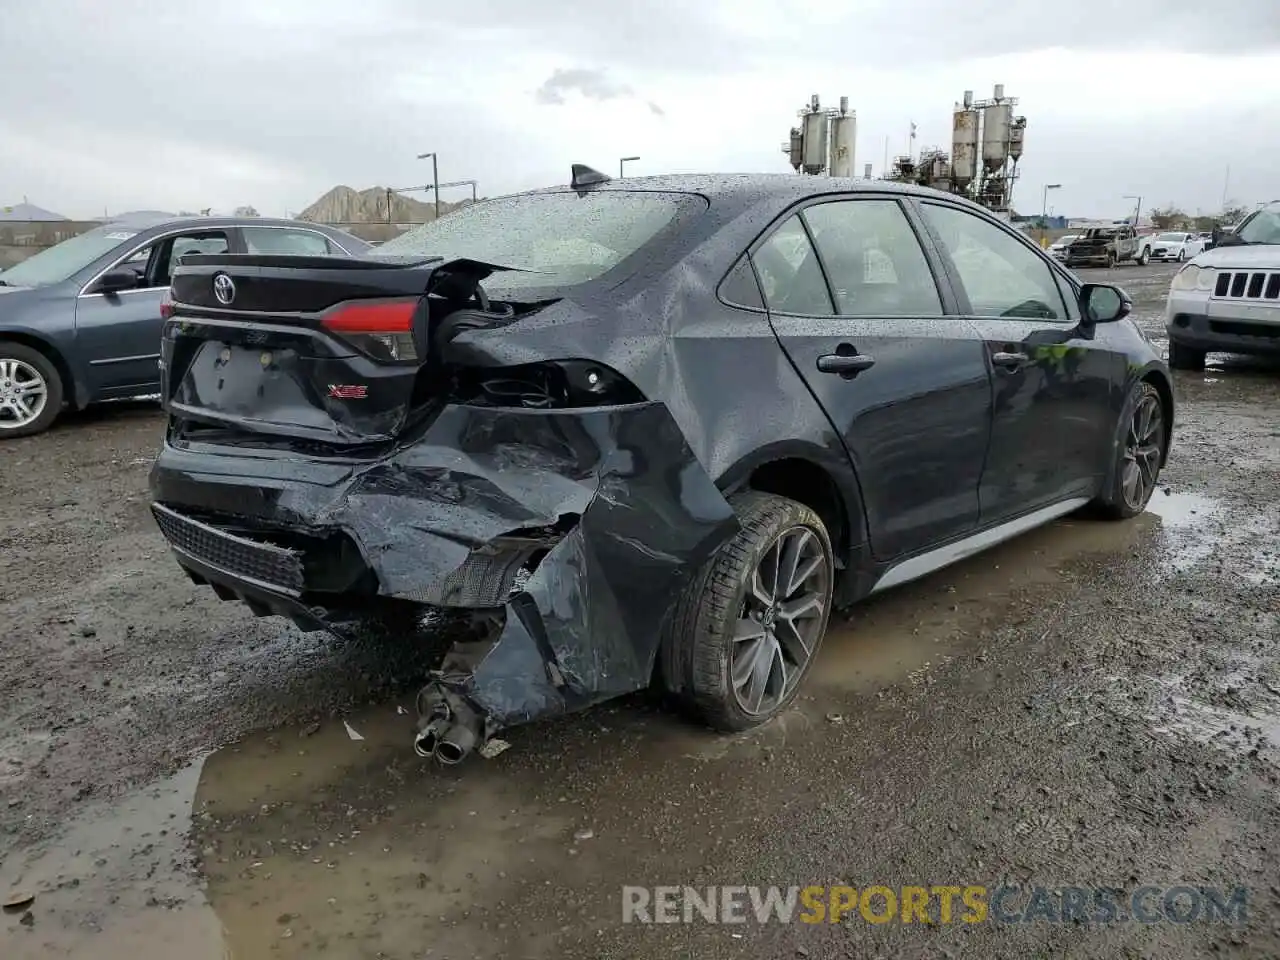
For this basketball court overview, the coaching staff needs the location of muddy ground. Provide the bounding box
[1,262,1278,959]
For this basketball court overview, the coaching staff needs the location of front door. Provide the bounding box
[76,228,232,395]
[916,201,1124,524]
[753,198,993,562]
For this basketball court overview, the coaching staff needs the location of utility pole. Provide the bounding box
[417,152,440,220]
[1123,194,1142,227]
[1040,183,1061,246]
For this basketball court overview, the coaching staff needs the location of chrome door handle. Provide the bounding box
[816,354,876,374]
[991,351,1029,369]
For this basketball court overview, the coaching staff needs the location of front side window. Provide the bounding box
[371,190,706,295]
[160,231,230,285]
[751,215,833,316]
[922,204,1067,321]
[802,199,942,317]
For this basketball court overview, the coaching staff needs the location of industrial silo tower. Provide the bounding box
[828,97,856,177]
[951,90,980,194]
[781,94,852,176]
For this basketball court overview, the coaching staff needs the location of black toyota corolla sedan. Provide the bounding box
[148,167,1174,763]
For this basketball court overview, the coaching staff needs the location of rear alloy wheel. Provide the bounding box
[1168,340,1206,371]
[1093,381,1166,520]
[1137,248,1150,266]
[0,343,62,439]
[1107,251,1117,267]
[1177,249,1186,262]
[662,491,834,731]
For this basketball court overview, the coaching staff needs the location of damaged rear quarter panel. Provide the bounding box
[334,402,737,724]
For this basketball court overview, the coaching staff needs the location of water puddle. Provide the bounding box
[1144,489,1278,582]
[0,762,227,960]
[1151,695,1280,763]
[812,512,1152,693]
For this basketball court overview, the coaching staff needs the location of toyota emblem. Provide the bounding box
[213,273,236,305]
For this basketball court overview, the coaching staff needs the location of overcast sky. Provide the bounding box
[2,0,1276,221]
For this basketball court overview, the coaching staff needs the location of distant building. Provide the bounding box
[0,202,68,222]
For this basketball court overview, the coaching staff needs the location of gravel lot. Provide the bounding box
[2,262,1278,959]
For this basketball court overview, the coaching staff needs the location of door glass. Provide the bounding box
[751,215,833,316]
[243,227,333,255]
[803,200,943,317]
[161,232,230,286]
[923,204,1067,321]
[720,255,764,310]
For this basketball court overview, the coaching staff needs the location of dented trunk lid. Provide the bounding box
[162,254,502,448]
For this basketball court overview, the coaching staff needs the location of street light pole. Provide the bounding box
[1041,183,1061,245]
[417,152,440,220]
[619,155,640,178]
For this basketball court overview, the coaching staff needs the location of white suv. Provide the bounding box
[1164,203,1280,369]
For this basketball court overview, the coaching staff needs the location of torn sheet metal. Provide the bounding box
[151,398,738,751]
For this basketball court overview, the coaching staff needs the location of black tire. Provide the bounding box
[1177,249,1186,262]
[1137,248,1150,266]
[0,341,63,439]
[1107,251,1117,267]
[1168,340,1206,371]
[1092,380,1167,521]
[661,491,835,732]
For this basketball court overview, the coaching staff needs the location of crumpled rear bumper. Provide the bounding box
[149,402,738,731]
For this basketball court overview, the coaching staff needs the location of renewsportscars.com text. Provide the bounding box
[622,885,1249,925]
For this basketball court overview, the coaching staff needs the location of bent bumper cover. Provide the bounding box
[150,402,738,730]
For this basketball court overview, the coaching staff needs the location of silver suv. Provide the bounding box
[1164,202,1280,369]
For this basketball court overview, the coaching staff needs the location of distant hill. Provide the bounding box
[0,202,68,222]
[297,185,468,225]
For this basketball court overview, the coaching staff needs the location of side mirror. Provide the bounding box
[97,268,139,294]
[1079,283,1130,324]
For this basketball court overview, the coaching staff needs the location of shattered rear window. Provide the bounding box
[370,190,706,294]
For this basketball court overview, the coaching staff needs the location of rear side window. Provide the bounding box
[802,200,943,317]
[243,227,333,255]
[720,255,764,310]
[371,191,706,294]
[752,215,833,316]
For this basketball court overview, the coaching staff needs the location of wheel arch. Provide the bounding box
[716,443,866,572]
[1140,367,1175,466]
[0,330,83,410]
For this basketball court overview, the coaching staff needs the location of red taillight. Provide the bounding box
[320,298,420,363]
[160,290,174,319]
[321,300,416,334]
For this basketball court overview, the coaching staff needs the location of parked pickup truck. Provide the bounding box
[1064,225,1154,268]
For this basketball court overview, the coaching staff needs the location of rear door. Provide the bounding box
[914,200,1123,524]
[755,196,993,562]
[76,227,232,394]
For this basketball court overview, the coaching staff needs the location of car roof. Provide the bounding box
[101,213,353,234]
[521,171,1000,218]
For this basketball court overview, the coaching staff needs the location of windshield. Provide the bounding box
[0,225,139,287]
[1233,206,1280,245]
[370,190,706,294]
[1155,232,1187,242]
[1055,235,1077,245]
